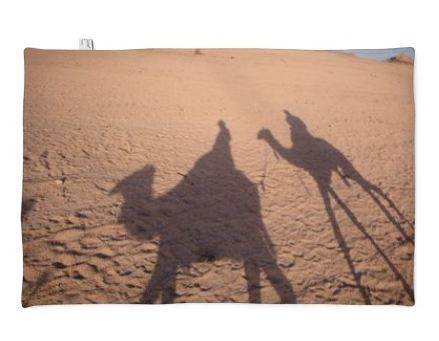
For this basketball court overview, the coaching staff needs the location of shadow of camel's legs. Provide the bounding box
[263,262,296,303]
[373,186,415,230]
[352,177,414,232]
[318,183,371,304]
[244,261,262,303]
[248,252,296,303]
[140,249,177,304]
[351,175,414,237]
[364,188,414,244]
[327,186,415,302]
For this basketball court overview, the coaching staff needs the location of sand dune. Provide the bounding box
[22,48,414,305]
[388,53,414,64]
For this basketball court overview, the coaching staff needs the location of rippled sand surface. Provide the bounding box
[22,49,414,305]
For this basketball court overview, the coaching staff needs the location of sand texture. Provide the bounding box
[22,48,414,305]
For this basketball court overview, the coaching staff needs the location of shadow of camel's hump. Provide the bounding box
[155,164,272,266]
[111,121,295,303]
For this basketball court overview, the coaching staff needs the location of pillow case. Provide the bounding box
[22,48,415,306]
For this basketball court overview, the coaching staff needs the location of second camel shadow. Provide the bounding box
[258,110,414,304]
[112,121,296,304]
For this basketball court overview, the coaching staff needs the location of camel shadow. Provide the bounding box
[258,110,414,304]
[112,120,296,303]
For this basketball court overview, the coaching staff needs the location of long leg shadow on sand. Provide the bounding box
[111,121,296,303]
[258,110,414,304]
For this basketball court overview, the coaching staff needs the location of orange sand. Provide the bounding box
[22,48,414,305]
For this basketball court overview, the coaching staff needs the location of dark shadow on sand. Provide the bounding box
[21,199,36,222]
[112,121,296,303]
[257,110,414,304]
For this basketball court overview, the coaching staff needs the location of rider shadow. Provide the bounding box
[111,120,296,304]
[258,110,414,304]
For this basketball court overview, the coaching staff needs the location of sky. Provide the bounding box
[339,47,415,60]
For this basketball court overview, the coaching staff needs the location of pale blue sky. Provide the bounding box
[339,47,414,60]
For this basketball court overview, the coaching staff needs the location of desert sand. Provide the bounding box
[22,48,414,305]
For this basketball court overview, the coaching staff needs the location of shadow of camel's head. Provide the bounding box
[110,164,159,239]
[110,164,156,198]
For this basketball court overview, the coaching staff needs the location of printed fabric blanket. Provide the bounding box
[22,48,415,306]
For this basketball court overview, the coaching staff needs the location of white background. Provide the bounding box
[1,1,438,340]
